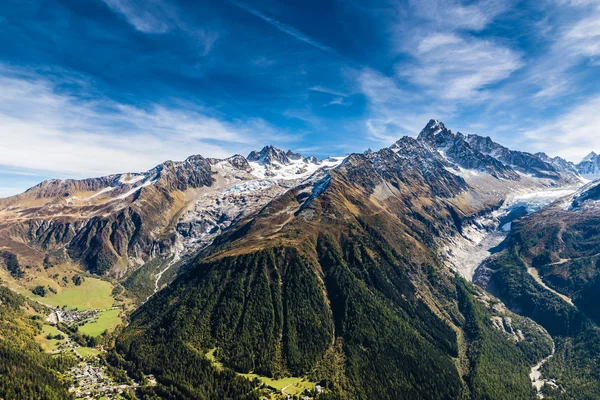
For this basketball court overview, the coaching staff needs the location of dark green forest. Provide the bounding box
[481,212,600,399]
[0,286,75,400]
[117,217,552,400]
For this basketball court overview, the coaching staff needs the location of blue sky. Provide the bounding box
[1,0,600,196]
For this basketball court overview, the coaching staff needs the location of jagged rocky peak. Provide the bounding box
[417,119,447,139]
[464,135,560,179]
[417,119,457,147]
[303,155,319,165]
[208,154,252,171]
[247,145,291,165]
[285,149,302,160]
[227,154,251,171]
[141,154,213,191]
[464,134,507,157]
[413,119,570,181]
[365,138,467,198]
[247,145,323,168]
[285,149,319,165]
[413,120,517,179]
[391,136,442,161]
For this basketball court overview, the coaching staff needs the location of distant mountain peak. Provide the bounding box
[285,149,302,160]
[417,119,448,140]
[576,151,600,179]
[247,145,290,165]
[582,151,598,163]
[413,120,571,181]
[535,152,580,176]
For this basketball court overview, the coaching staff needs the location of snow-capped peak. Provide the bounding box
[581,151,598,163]
[417,119,447,140]
[576,151,600,179]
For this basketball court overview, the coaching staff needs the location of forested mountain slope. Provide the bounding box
[0,120,591,400]
[475,180,600,398]
[117,145,553,399]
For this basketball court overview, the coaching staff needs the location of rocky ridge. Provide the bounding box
[0,120,585,293]
[0,148,344,284]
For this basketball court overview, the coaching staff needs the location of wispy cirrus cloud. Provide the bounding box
[561,4,600,59]
[101,0,219,55]
[408,0,511,31]
[520,1,600,100]
[500,0,600,160]
[0,64,295,179]
[356,0,520,143]
[357,69,447,143]
[102,0,175,33]
[324,97,351,107]
[401,32,522,100]
[393,0,521,101]
[227,0,336,55]
[308,86,349,97]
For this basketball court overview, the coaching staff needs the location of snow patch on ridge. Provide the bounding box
[114,180,156,200]
[119,174,145,185]
[86,186,115,200]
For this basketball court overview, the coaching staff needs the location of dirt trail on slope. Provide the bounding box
[527,267,574,306]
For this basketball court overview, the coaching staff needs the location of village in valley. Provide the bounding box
[42,305,144,399]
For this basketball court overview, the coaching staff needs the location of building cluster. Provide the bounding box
[54,307,99,324]
[69,362,137,399]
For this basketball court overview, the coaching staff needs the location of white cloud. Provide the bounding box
[308,86,349,97]
[324,97,351,107]
[0,65,293,178]
[564,12,600,57]
[523,95,600,161]
[401,33,522,100]
[353,0,521,140]
[228,0,336,55]
[408,0,511,31]
[102,0,219,55]
[102,0,173,33]
[523,1,600,99]
[195,29,220,56]
[555,0,597,6]
[357,69,450,143]
[417,33,462,53]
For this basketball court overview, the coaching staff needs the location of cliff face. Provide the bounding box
[0,155,216,277]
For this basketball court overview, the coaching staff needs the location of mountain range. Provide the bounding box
[1,120,600,399]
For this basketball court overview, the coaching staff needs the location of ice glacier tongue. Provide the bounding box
[444,186,579,281]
